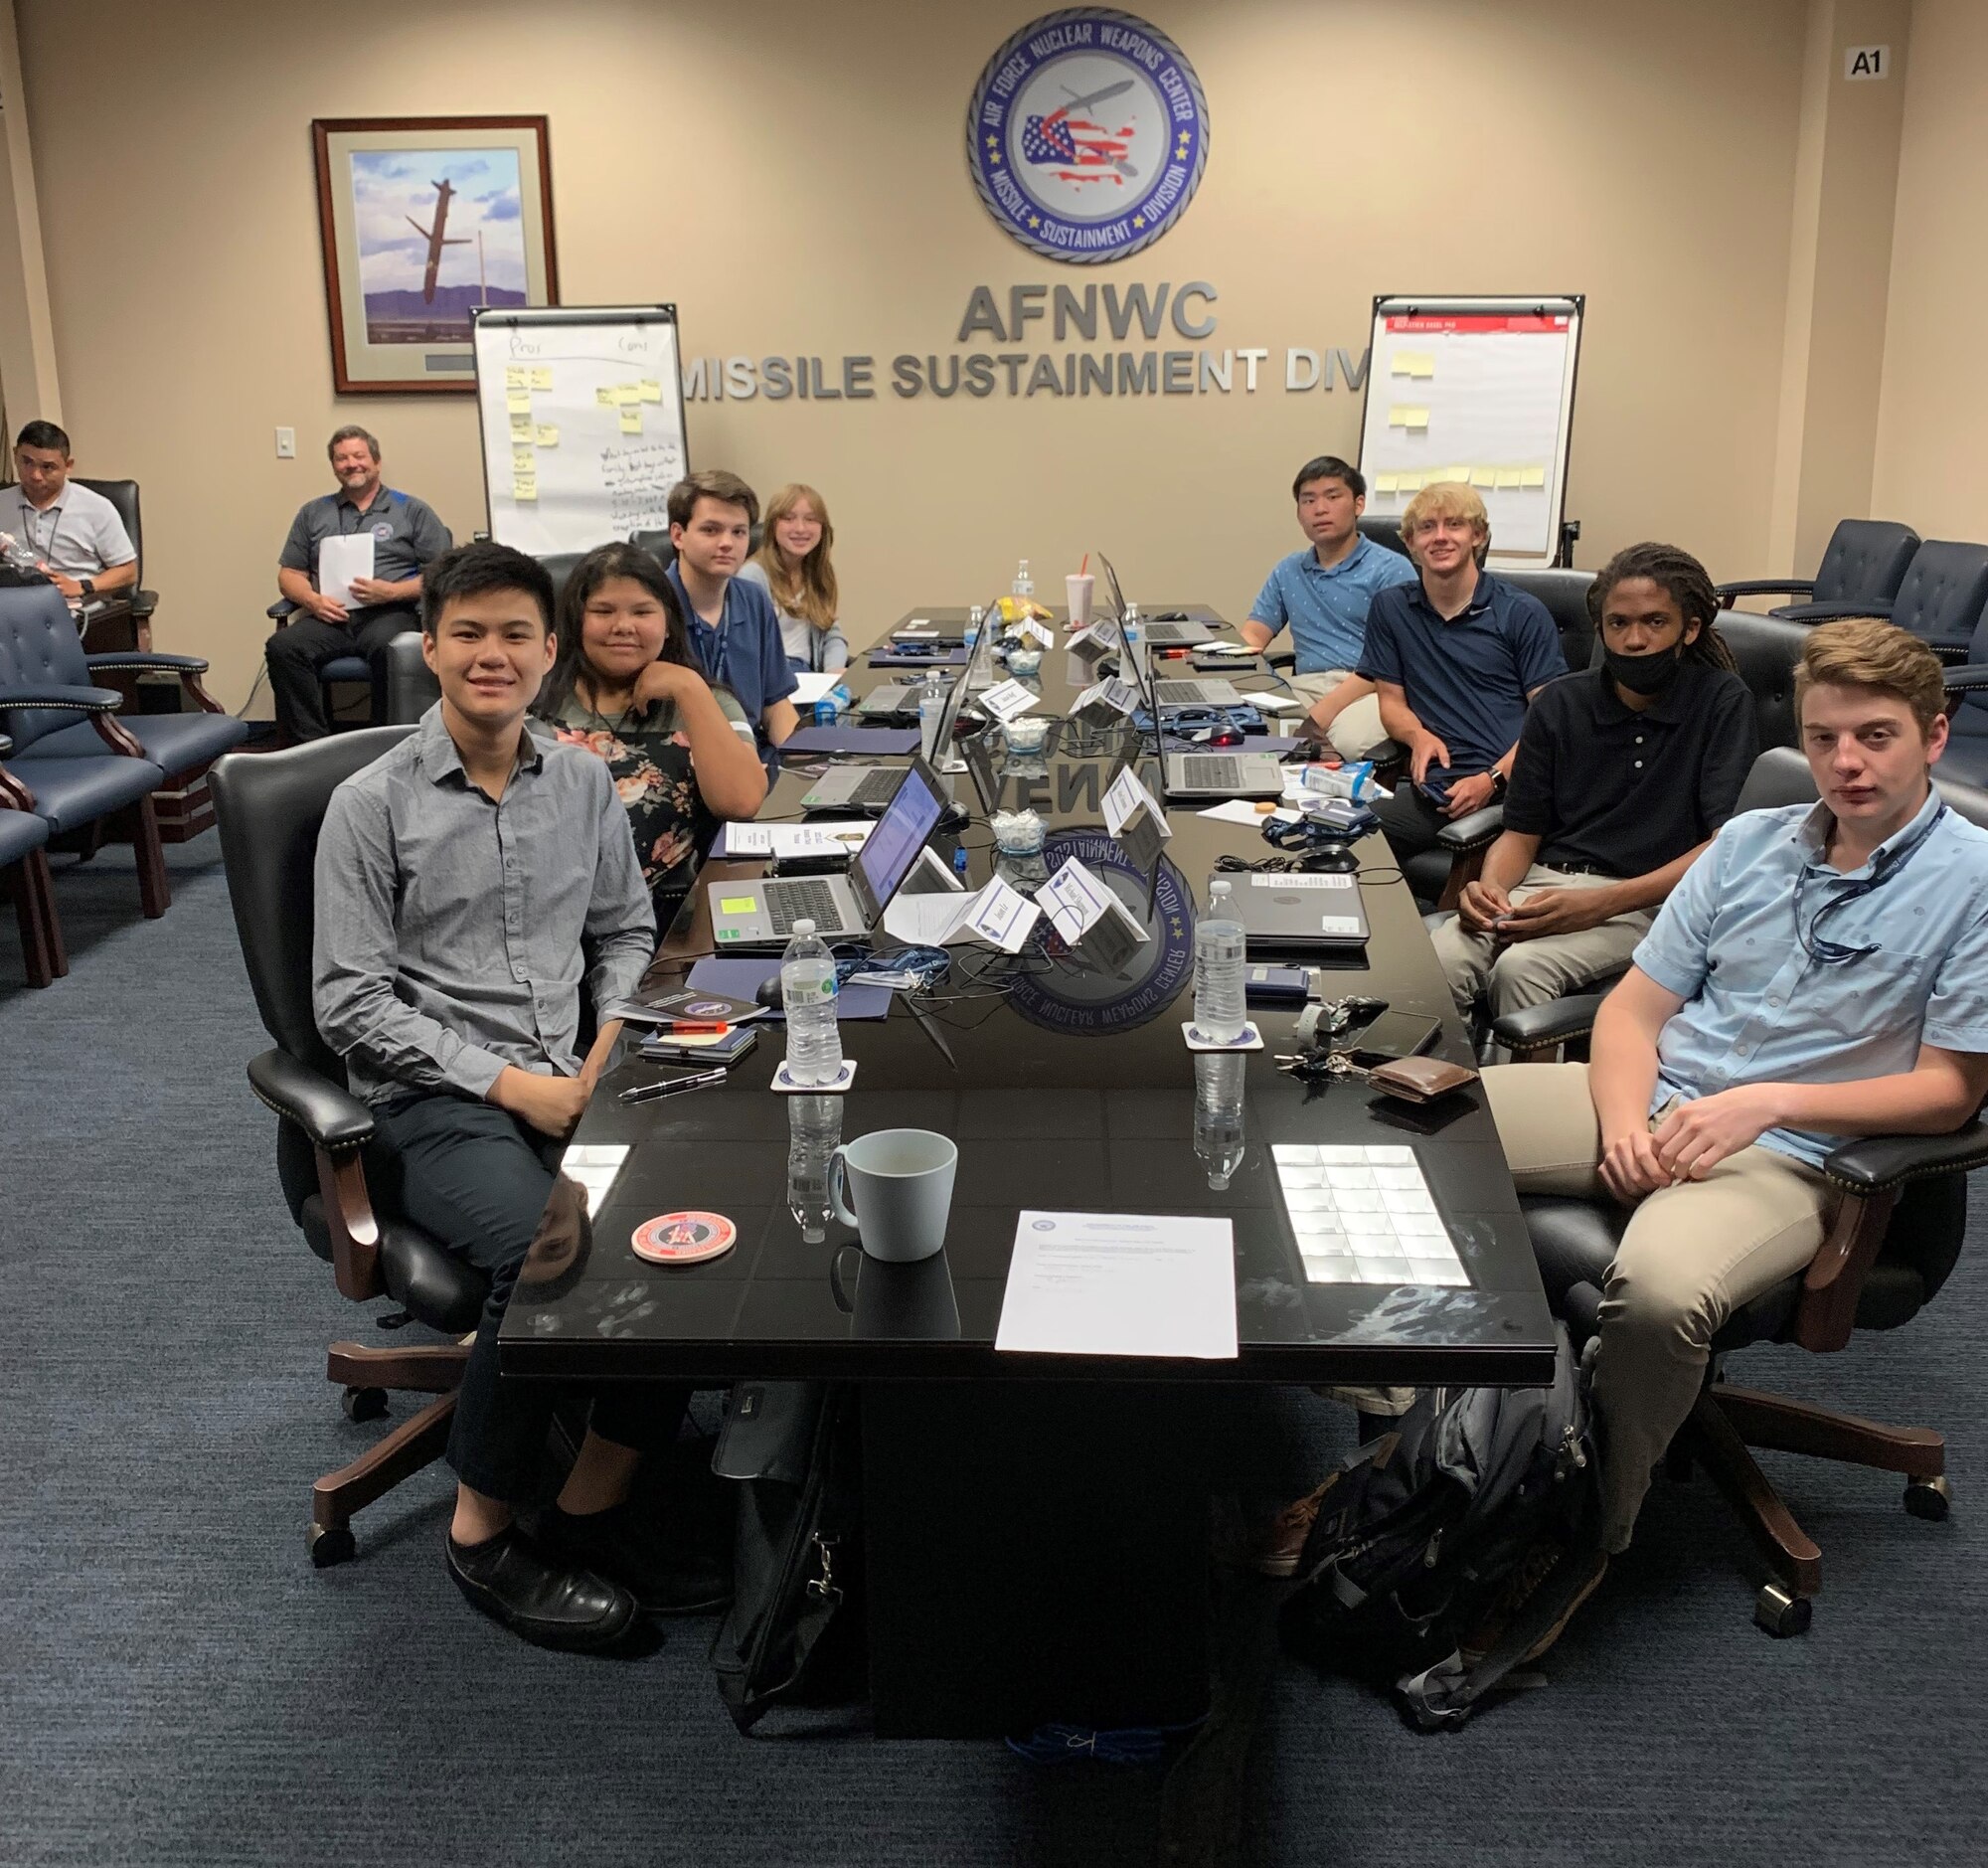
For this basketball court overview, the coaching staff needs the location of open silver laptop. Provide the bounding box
[802,660,975,810]
[1094,555,1242,707]
[1117,589,1284,799]
[709,758,946,947]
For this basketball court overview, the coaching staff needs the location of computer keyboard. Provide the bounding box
[1180,755,1241,788]
[1155,680,1212,706]
[765,878,845,935]
[853,769,904,807]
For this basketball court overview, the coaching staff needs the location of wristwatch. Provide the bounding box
[1489,768,1508,797]
[80,578,95,597]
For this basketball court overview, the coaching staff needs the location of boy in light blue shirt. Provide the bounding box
[1241,454,1418,759]
[1481,620,1988,1554]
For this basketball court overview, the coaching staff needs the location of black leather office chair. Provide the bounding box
[0,732,63,986]
[1716,518,1919,622]
[379,632,440,725]
[210,730,487,1568]
[1357,514,1408,559]
[628,528,676,570]
[72,476,159,634]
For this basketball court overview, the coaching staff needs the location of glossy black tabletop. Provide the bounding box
[500,604,1556,1387]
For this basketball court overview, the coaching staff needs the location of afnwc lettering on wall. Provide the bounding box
[679,281,1369,403]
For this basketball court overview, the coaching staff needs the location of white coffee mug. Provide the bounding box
[1066,573,1095,630]
[829,1127,957,1262]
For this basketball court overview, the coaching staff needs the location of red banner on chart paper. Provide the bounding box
[1385,315,1570,334]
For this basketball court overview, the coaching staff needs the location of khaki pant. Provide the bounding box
[1287,669,1388,762]
[1482,1063,1836,1552]
[1430,866,1655,1019]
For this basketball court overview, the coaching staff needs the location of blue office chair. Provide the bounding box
[0,585,172,918]
[0,732,63,985]
[1716,518,1920,621]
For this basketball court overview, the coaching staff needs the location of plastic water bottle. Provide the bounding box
[1194,1054,1247,1191]
[1193,879,1247,1043]
[0,532,40,574]
[780,919,844,1087]
[918,667,947,761]
[786,1094,843,1244]
[811,681,850,727]
[964,603,984,649]
[1013,560,1034,600]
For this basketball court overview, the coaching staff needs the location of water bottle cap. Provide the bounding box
[793,919,815,935]
[1210,879,1233,900]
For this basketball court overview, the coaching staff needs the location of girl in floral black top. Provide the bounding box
[536,543,767,924]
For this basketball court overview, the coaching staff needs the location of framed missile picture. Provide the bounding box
[312,116,559,395]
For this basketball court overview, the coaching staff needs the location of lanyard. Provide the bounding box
[1794,801,1945,965]
[20,497,61,560]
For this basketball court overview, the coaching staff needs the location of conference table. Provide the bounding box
[500,600,1557,1738]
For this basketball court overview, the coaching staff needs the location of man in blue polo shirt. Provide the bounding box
[1242,453,1418,759]
[663,470,797,771]
[1482,620,1988,1554]
[266,425,452,742]
[1357,481,1566,869]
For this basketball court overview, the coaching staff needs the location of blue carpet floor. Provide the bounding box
[3,832,1985,1865]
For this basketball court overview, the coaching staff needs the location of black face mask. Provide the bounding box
[1605,644,1684,697]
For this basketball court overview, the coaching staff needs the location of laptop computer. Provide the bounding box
[1141,612,1217,646]
[709,758,947,947]
[801,660,974,810]
[1224,867,1371,952]
[1116,590,1284,799]
[1093,555,1243,707]
[856,682,924,719]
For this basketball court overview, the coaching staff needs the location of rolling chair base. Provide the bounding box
[308,1340,471,1568]
[1672,1377,1948,1637]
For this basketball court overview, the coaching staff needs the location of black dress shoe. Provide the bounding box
[538,1500,733,1616]
[445,1525,639,1651]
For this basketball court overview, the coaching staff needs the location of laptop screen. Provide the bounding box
[851,759,945,919]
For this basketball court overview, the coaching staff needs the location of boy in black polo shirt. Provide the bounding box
[1355,482,1567,870]
[1432,542,1756,1019]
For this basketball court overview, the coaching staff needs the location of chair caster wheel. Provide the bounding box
[1753,1582,1811,1638]
[308,1522,357,1569]
[1904,1475,1951,1522]
[342,1386,389,1423]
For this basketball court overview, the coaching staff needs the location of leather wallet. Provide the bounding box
[1366,1055,1480,1104]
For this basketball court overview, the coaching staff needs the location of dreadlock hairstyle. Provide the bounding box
[1587,542,1737,673]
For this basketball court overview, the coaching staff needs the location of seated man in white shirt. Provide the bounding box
[7,421,137,609]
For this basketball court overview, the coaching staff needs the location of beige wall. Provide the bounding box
[1873,0,1988,539]
[18,0,1817,709]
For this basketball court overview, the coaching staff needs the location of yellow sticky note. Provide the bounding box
[509,414,532,439]
[596,387,615,407]
[531,366,553,391]
[504,365,527,390]
[1470,465,1500,488]
[1388,406,1413,427]
[638,378,663,403]
[619,408,642,434]
[1520,466,1547,487]
[1495,468,1523,488]
[1375,472,1399,494]
[1405,409,1429,430]
[535,425,559,447]
[512,446,534,471]
[1392,352,1435,379]
[512,476,538,502]
[1396,471,1422,493]
[506,392,531,415]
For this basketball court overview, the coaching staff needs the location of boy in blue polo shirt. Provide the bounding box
[1242,454,1418,759]
[1357,480,1566,870]
[664,470,798,770]
[1484,620,1988,1554]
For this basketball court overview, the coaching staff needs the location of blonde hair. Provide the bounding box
[753,483,839,633]
[1795,617,1947,736]
[1401,481,1490,562]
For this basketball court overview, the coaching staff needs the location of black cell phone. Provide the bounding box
[1345,1010,1442,1068]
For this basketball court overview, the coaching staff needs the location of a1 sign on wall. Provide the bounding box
[1845,45,1889,80]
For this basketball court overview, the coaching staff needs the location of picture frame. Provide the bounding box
[312,115,559,395]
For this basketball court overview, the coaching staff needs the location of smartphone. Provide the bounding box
[1345,1010,1442,1068]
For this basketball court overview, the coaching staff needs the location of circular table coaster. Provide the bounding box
[631,1211,738,1266]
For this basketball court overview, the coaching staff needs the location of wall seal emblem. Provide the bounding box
[966,9,1210,264]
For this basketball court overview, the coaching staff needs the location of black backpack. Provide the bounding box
[1278,1324,1604,1730]
[708,1381,867,1733]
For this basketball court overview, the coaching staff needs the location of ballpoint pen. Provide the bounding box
[618,1067,729,1104]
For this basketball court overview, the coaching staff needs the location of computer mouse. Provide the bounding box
[753,974,785,1010]
[1304,844,1360,874]
[934,799,971,834]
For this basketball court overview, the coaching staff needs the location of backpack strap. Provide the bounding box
[1395,1545,1607,1732]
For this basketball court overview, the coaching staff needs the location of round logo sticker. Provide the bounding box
[371,522,393,541]
[631,1211,738,1266]
[966,9,1210,264]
